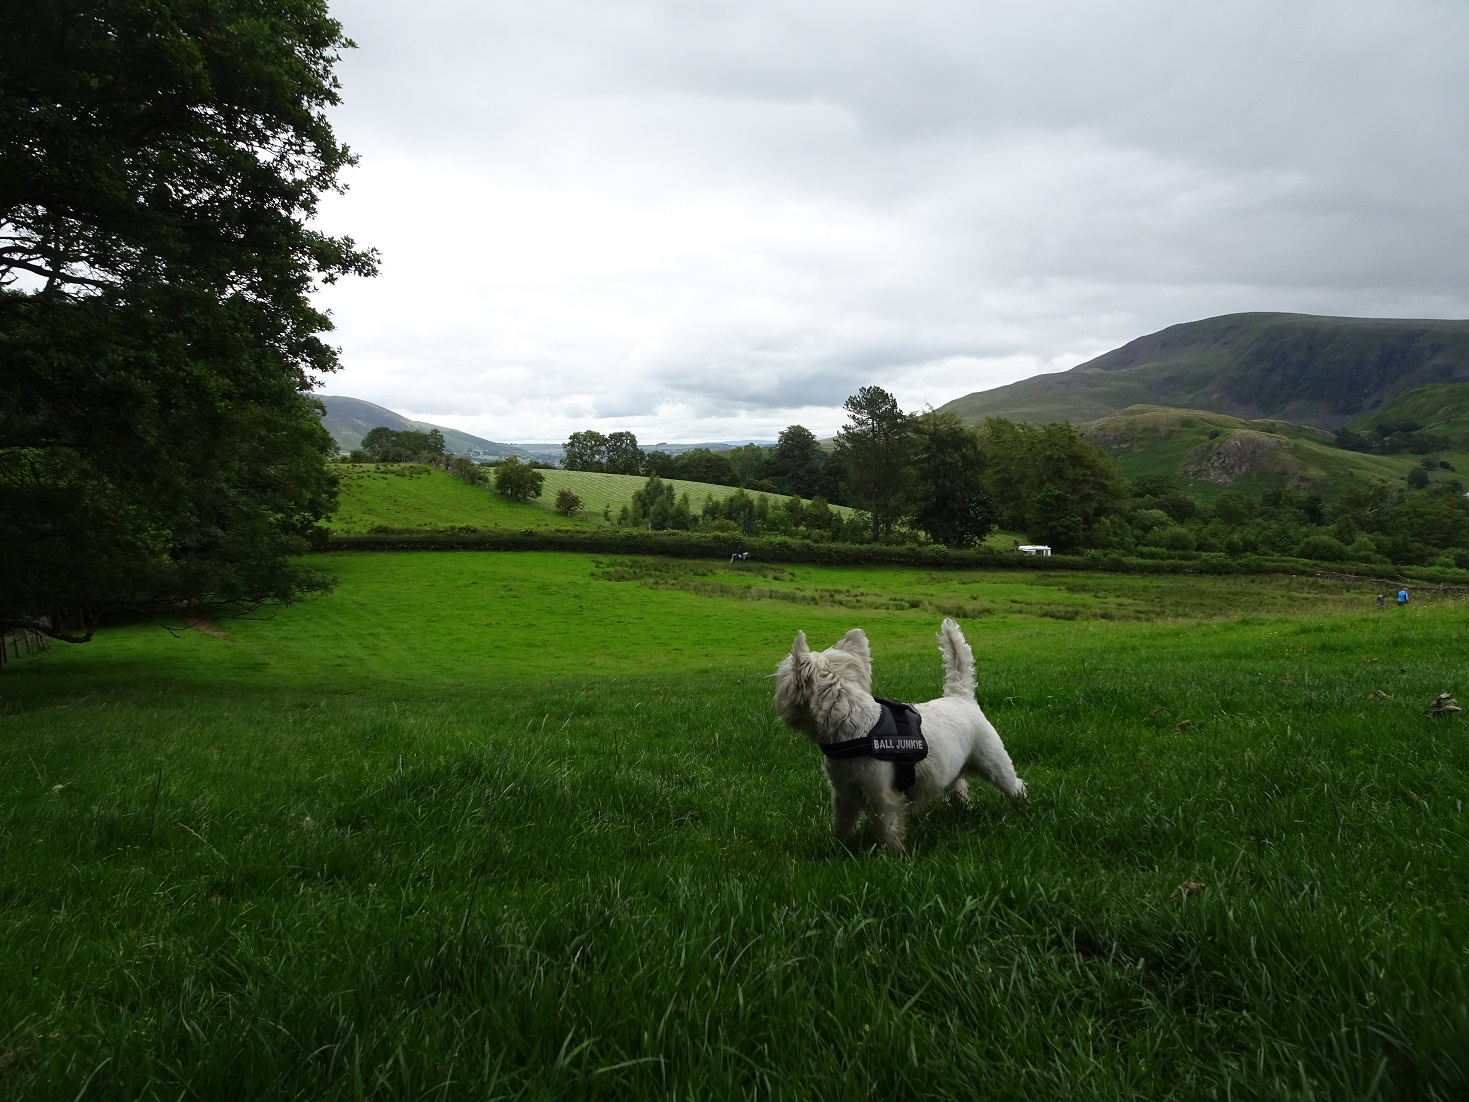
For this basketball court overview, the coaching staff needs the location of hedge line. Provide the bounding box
[320,528,1469,585]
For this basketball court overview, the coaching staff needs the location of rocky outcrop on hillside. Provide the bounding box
[1185,430,1307,486]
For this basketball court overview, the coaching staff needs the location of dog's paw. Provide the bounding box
[1010,778,1028,802]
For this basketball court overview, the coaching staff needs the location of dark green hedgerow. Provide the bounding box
[323,528,1469,585]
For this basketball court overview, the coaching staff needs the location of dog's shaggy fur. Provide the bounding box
[774,619,1025,852]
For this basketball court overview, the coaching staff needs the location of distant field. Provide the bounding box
[3,552,1467,1097]
[327,464,595,532]
[536,468,854,521]
[328,463,853,533]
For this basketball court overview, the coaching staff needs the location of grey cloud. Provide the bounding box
[314,0,1469,441]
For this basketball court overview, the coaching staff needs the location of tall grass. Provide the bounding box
[2,554,1466,1098]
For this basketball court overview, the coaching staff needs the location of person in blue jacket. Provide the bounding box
[1397,588,1410,606]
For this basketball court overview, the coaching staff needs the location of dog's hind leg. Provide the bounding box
[967,728,1027,801]
[947,776,970,807]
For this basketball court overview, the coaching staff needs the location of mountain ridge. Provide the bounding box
[317,395,528,459]
[939,312,1469,429]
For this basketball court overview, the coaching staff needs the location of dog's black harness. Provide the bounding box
[819,697,928,795]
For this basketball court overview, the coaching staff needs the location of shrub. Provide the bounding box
[1347,536,1386,563]
[554,489,583,517]
[1155,526,1196,552]
[1295,533,1350,562]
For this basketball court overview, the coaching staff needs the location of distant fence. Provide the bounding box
[0,628,50,667]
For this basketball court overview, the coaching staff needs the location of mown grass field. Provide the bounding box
[535,469,855,523]
[328,465,853,533]
[3,552,1468,1099]
[328,465,594,533]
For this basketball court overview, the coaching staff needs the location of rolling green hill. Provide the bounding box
[940,313,1469,430]
[1077,404,1469,498]
[536,469,853,521]
[326,465,593,533]
[326,465,854,533]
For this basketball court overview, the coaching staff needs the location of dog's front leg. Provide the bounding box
[831,793,862,847]
[871,807,906,853]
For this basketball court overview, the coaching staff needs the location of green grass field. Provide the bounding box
[328,465,852,533]
[3,552,1467,1098]
[328,465,594,533]
[535,469,854,522]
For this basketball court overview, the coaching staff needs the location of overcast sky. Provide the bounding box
[312,0,1469,445]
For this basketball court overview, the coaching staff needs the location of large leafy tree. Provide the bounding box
[492,457,545,503]
[908,411,996,548]
[672,448,739,487]
[767,424,830,500]
[561,430,608,471]
[0,0,376,644]
[980,418,1126,538]
[602,431,645,476]
[833,386,913,540]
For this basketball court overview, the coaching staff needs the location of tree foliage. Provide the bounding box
[562,431,609,472]
[562,430,645,475]
[359,427,445,463]
[833,386,914,540]
[768,425,831,500]
[0,0,377,642]
[603,431,646,476]
[908,412,996,548]
[493,457,545,503]
[979,419,1126,537]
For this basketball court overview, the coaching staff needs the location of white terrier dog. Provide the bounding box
[774,618,1025,852]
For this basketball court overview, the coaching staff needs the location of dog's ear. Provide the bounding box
[790,630,809,661]
[832,628,869,661]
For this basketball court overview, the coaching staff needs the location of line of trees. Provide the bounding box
[582,386,1129,550]
[1096,477,1469,567]
[351,427,447,464]
[354,389,1469,566]
[1335,419,1454,456]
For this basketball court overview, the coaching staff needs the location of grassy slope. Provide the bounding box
[327,464,595,532]
[1079,405,1469,498]
[330,466,853,533]
[2,552,1467,1098]
[940,312,1469,429]
[537,468,854,521]
[1344,382,1469,448]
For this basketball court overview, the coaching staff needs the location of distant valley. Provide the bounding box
[318,395,531,459]
[317,394,770,462]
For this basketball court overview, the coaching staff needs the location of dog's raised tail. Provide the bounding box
[938,618,976,699]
